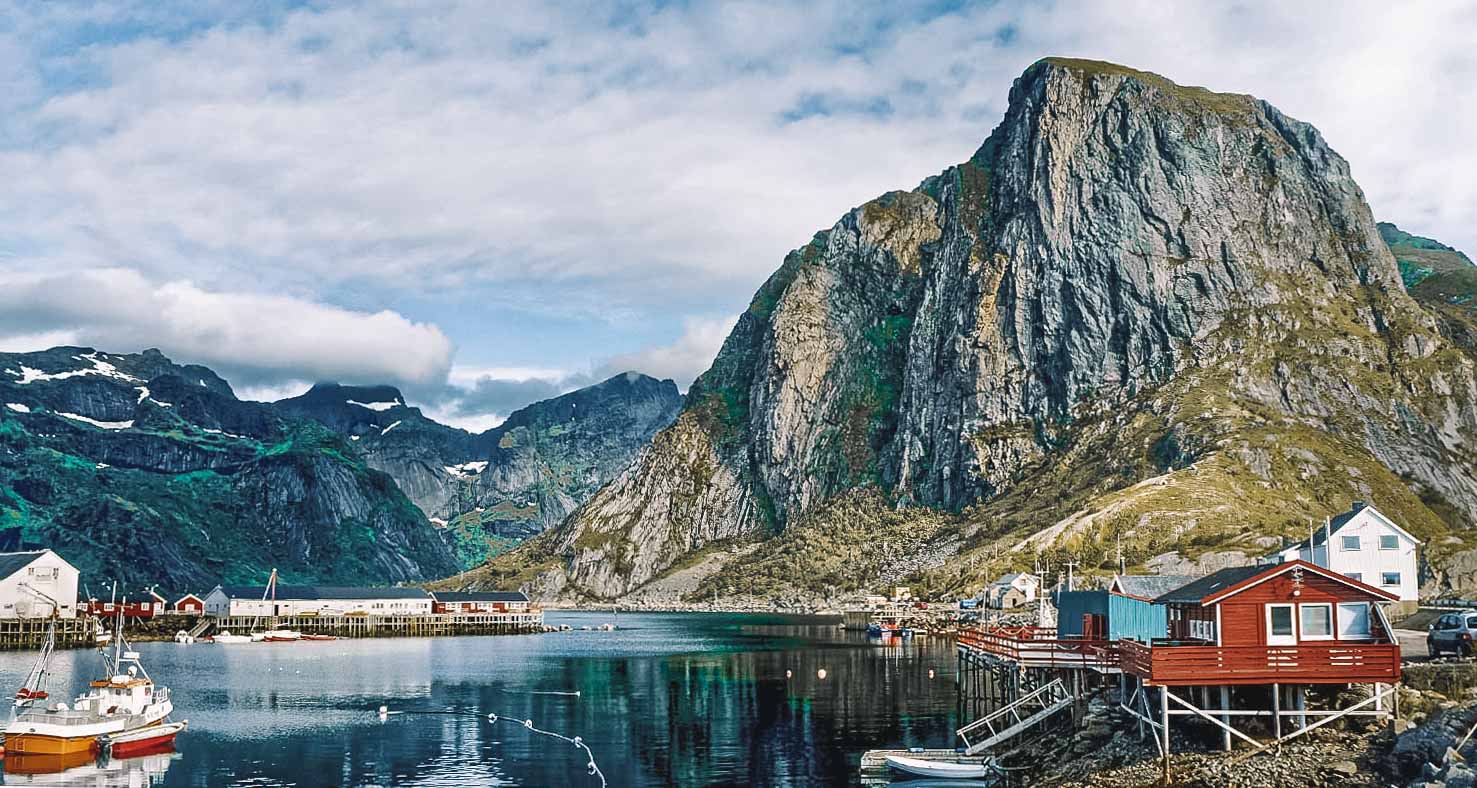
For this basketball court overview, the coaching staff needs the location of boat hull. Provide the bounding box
[885,754,992,779]
[105,722,186,759]
[4,732,100,756]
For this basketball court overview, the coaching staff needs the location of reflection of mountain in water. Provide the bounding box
[3,751,175,787]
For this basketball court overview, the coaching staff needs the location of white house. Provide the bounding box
[203,585,434,617]
[1265,502,1421,602]
[0,550,79,619]
[985,572,1041,609]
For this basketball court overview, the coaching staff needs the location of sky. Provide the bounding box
[1,1,1473,431]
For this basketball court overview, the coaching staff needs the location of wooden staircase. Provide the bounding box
[186,617,213,639]
[956,677,1074,755]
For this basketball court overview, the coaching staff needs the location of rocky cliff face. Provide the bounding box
[277,373,681,568]
[0,347,458,590]
[488,58,1477,600]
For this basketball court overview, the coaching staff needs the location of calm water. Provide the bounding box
[0,612,961,787]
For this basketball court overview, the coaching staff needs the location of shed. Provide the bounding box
[1055,590,1167,643]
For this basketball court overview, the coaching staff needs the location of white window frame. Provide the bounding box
[1340,535,1360,551]
[1299,603,1335,641]
[1267,603,1297,646]
[1337,602,1371,639]
[1381,571,1401,587]
[1379,534,1399,550]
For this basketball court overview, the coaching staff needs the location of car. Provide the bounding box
[1427,610,1477,658]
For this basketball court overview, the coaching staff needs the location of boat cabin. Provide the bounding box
[1120,559,1400,685]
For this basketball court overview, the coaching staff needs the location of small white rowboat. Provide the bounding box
[884,754,993,780]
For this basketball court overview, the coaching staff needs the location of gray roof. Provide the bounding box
[991,572,1037,586]
[433,591,528,603]
[1153,565,1268,605]
[1113,575,1202,600]
[0,551,49,582]
[214,585,431,601]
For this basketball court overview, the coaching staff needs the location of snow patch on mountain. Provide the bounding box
[57,412,133,430]
[347,399,400,412]
[444,461,489,478]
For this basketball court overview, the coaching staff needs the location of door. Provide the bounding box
[1266,603,1296,646]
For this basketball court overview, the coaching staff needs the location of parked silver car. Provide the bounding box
[1427,610,1477,657]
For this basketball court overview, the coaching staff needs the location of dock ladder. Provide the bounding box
[956,677,1074,755]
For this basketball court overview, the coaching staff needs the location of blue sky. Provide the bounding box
[1,1,1473,430]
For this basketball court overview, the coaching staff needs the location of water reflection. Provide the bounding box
[5,751,174,787]
[0,613,959,786]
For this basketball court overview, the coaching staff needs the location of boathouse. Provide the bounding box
[1263,501,1421,605]
[172,593,205,615]
[431,591,530,614]
[0,550,79,619]
[203,585,435,617]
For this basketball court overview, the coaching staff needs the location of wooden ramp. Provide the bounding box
[956,677,1073,755]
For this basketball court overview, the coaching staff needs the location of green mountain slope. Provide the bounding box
[0,348,458,590]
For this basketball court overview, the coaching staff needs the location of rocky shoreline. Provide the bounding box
[1009,679,1477,786]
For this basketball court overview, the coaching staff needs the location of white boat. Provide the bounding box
[210,630,253,644]
[884,754,994,780]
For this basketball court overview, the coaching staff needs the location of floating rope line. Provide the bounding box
[377,705,607,787]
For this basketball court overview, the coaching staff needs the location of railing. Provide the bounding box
[957,626,1120,670]
[1119,641,1401,685]
[956,677,1073,754]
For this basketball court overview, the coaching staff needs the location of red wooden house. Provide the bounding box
[83,589,168,619]
[1119,559,1401,686]
[172,593,205,615]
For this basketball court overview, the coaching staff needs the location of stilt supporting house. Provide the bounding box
[954,561,1404,778]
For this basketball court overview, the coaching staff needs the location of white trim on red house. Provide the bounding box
[1200,559,1400,606]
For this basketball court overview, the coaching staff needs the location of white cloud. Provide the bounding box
[0,0,1473,430]
[599,315,738,390]
[0,268,453,387]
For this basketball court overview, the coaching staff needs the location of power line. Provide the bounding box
[377,705,607,786]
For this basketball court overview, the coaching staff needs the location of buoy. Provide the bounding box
[817,668,827,680]
[785,669,792,679]
[928,669,936,679]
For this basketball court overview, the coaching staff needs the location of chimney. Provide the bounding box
[1351,500,1367,513]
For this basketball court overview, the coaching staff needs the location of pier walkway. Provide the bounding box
[208,610,544,639]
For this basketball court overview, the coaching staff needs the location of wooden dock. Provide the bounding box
[207,610,544,639]
[0,617,98,650]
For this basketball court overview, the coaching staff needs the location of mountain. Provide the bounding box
[0,347,459,591]
[469,58,1477,602]
[276,373,682,568]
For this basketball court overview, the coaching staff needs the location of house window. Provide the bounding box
[1381,572,1401,587]
[1300,604,1334,639]
[1269,605,1295,637]
[1346,572,1363,583]
[1337,602,1371,638]
[1379,534,1399,550]
[1341,535,1360,551]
